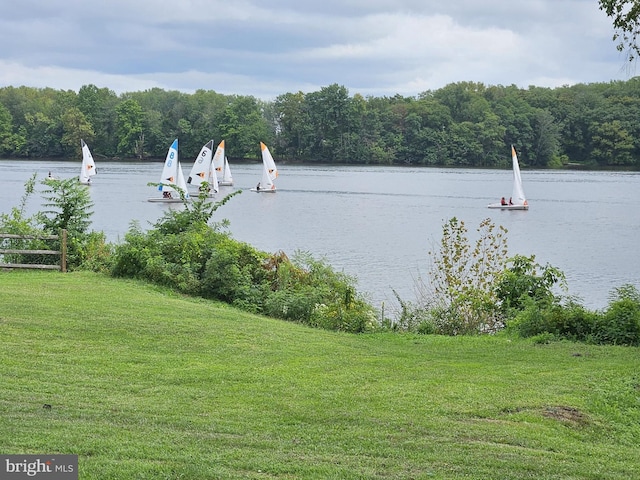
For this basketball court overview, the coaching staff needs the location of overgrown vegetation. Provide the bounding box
[0,174,110,269]
[2,175,639,343]
[109,187,376,333]
[393,217,640,346]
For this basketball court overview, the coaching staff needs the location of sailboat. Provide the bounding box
[212,140,233,186]
[78,139,96,185]
[488,145,529,210]
[251,142,278,193]
[187,140,218,196]
[148,139,190,203]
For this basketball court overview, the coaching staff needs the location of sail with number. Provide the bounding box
[148,139,190,202]
[187,140,218,194]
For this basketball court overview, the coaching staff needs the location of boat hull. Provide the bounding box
[487,203,528,210]
[251,188,276,193]
[147,197,186,203]
[188,189,218,197]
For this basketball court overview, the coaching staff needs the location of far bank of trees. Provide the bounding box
[2,78,640,168]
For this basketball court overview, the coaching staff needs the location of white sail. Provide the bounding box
[258,158,276,192]
[212,140,232,186]
[210,158,219,193]
[187,140,217,193]
[511,145,527,206]
[158,139,180,194]
[148,139,190,202]
[487,145,528,210]
[253,143,277,193]
[176,161,190,200]
[79,139,96,184]
[221,156,233,185]
[260,142,278,180]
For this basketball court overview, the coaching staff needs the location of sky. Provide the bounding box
[0,0,635,101]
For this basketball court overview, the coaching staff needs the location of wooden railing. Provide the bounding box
[0,230,67,272]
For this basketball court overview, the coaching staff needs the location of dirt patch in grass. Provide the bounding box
[542,406,589,425]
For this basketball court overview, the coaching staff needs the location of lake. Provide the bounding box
[1,159,639,312]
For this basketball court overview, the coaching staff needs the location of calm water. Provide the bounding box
[1,159,639,311]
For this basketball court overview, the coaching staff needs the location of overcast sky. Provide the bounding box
[0,0,634,100]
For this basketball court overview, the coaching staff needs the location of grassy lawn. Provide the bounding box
[1,270,639,479]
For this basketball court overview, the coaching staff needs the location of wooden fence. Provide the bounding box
[0,230,67,272]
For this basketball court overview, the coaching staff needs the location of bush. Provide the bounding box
[508,286,640,346]
[110,225,153,278]
[109,194,376,333]
[389,290,434,333]
[201,239,270,310]
[594,285,640,346]
[509,298,598,342]
[270,252,377,333]
[430,291,503,335]
[495,254,566,317]
[403,217,508,335]
[0,173,107,270]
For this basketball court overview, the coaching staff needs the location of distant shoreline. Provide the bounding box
[2,156,638,172]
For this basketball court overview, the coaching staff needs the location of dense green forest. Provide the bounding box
[1,78,640,168]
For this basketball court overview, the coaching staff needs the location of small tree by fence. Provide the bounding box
[0,230,67,272]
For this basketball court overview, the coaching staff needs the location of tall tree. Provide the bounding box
[219,96,270,159]
[77,84,118,156]
[0,103,16,155]
[115,99,144,157]
[530,109,560,166]
[305,84,353,162]
[599,0,640,61]
[60,107,95,158]
[274,91,309,158]
[590,120,635,166]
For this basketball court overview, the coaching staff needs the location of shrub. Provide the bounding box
[270,252,377,333]
[109,195,376,333]
[405,217,508,335]
[430,290,504,335]
[0,173,105,270]
[264,288,318,322]
[595,285,640,346]
[110,225,153,278]
[509,298,598,342]
[495,254,566,318]
[201,239,270,310]
[389,290,434,333]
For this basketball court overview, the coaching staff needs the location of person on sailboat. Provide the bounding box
[509,197,513,205]
[500,197,507,206]
[256,182,261,191]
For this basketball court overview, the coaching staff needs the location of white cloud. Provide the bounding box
[0,0,631,99]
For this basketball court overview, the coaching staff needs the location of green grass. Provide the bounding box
[1,270,639,479]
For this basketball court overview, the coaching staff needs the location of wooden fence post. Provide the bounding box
[60,229,67,273]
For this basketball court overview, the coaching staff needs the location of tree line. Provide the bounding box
[1,78,640,168]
